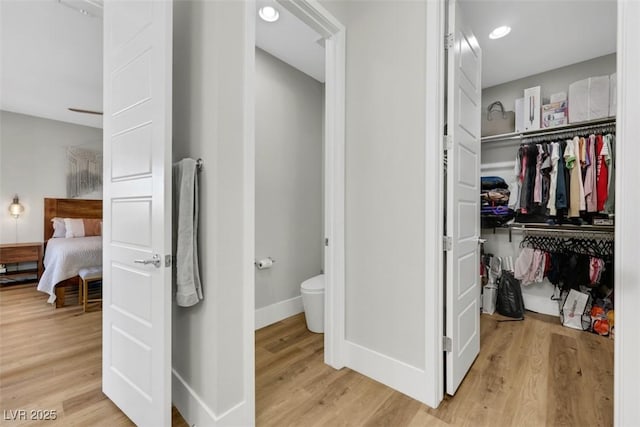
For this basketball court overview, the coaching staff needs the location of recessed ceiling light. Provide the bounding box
[489,25,511,40]
[258,6,280,22]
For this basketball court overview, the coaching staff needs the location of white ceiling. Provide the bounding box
[0,1,617,127]
[255,0,325,82]
[1,0,103,128]
[460,0,617,88]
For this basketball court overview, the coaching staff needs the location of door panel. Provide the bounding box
[103,1,172,426]
[446,0,482,395]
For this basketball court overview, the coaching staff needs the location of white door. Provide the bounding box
[102,1,173,425]
[445,0,482,395]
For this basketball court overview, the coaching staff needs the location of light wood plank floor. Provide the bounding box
[0,283,187,426]
[256,311,614,426]
[1,283,613,426]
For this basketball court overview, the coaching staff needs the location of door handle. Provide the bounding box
[134,254,161,268]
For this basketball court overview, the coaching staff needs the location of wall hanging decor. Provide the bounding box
[66,146,103,198]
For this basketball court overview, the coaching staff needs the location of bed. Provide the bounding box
[36,198,103,308]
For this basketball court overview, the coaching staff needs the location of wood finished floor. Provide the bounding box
[0,283,187,426]
[256,312,614,426]
[0,283,613,426]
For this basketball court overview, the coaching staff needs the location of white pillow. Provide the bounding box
[51,217,66,238]
[64,218,85,238]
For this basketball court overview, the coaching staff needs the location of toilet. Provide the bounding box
[300,274,324,333]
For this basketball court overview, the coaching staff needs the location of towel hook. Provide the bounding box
[196,158,203,170]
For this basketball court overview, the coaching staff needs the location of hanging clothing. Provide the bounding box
[514,247,553,286]
[584,135,598,212]
[577,138,586,211]
[564,138,582,218]
[533,144,543,204]
[603,134,615,214]
[562,140,572,213]
[518,146,529,213]
[510,148,523,211]
[589,257,605,286]
[547,142,560,215]
[514,247,546,286]
[519,144,538,213]
[556,141,568,211]
[596,135,610,212]
[540,143,552,207]
[514,130,614,221]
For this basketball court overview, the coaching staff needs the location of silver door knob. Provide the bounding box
[134,254,161,268]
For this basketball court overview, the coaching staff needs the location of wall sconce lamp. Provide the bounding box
[9,195,24,219]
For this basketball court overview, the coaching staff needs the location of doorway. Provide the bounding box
[254,2,326,335]
[437,0,621,422]
[251,0,346,420]
[250,0,346,369]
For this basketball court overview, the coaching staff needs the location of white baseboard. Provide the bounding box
[343,340,429,404]
[172,369,250,427]
[255,295,304,330]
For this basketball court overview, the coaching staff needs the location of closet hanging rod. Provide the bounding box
[522,125,616,144]
[512,226,614,241]
[481,117,616,143]
[502,223,615,242]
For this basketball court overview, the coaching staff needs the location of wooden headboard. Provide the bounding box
[44,198,103,242]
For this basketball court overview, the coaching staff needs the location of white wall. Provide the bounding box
[255,48,323,321]
[616,2,640,425]
[0,111,102,244]
[171,1,253,425]
[482,53,616,114]
[321,0,430,398]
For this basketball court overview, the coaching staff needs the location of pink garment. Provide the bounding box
[514,248,546,286]
[533,250,546,283]
[564,137,582,218]
[584,135,598,212]
[595,135,609,212]
[520,150,528,214]
[533,144,543,204]
[514,248,534,282]
[578,138,586,211]
[589,257,605,285]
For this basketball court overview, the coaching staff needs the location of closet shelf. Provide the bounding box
[481,117,616,143]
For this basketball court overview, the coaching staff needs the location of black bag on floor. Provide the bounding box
[496,271,525,319]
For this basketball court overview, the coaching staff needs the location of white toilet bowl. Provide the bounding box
[300,274,324,333]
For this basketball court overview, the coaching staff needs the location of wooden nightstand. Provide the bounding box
[0,242,43,284]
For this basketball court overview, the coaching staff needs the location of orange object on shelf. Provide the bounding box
[591,306,605,317]
[593,319,610,336]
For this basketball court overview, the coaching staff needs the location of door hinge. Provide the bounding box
[443,336,452,352]
[443,236,452,251]
[165,254,172,268]
[443,134,453,151]
[325,237,329,247]
[445,33,454,49]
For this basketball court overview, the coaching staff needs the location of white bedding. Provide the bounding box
[37,236,103,303]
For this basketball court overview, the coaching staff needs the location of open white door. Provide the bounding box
[445,0,482,395]
[102,1,172,425]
